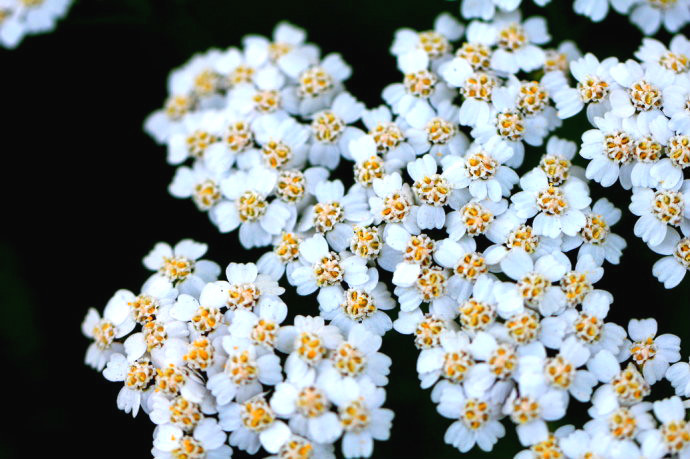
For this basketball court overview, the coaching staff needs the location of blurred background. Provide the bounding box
[1,0,688,457]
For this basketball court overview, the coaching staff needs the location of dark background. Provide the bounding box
[1,0,688,457]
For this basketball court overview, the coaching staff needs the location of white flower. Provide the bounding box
[308,92,364,169]
[666,355,690,397]
[485,12,551,74]
[573,0,614,22]
[468,330,519,383]
[441,138,518,202]
[165,110,224,166]
[212,262,286,316]
[241,21,311,72]
[169,160,227,215]
[323,376,394,459]
[0,0,72,49]
[382,49,455,124]
[281,53,352,117]
[559,428,616,459]
[122,314,189,365]
[153,417,230,459]
[626,0,690,35]
[436,383,506,452]
[264,435,336,459]
[144,49,226,143]
[298,179,371,252]
[206,336,283,406]
[288,234,369,296]
[580,112,638,188]
[492,306,567,349]
[445,190,509,240]
[517,337,597,403]
[587,349,652,411]
[226,65,288,119]
[227,300,288,353]
[650,133,690,190]
[143,240,220,298]
[504,383,567,447]
[393,262,458,320]
[416,330,492,397]
[619,318,681,384]
[553,53,619,121]
[269,371,342,444]
[384,222,431,276]
[203,109,258,173]
[102,353,156,417]
[320,268,395,337]
[460,0,527,20]
[392,310,457,348]
[472,78,556,166]
[368,172,416,228]
[561,289,626,355]
[511,168,591,238]
[663,84,690,135]
[439,56,497,128]
[642,396,690,458]
[403,99,470,163]
[391,13,463,63]
[218,393,292,454]
[319,324,392,387]
[149,392,208,435]
[609,59,677,126]
[276,315,343,382]
[652,230,690,288]
[497,248,569,316]
[82,291,136,370]
[630,184,690,248]
[562,198,627,265]
[584,387,654,456]
[433,238,491,304]
[215,166,294,248]
[256,230,305,282]
[636,36,690,81]
[359,106,425,171]
[539,136,585,186]
[483,209,562,265]
[251,114,309,170]
[407,154,458,230]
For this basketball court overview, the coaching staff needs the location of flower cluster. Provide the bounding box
[0,0,72,49]
[84,6,690,459]
[82,239,394,458]
[549,35,690,288]
[458,0,690,36]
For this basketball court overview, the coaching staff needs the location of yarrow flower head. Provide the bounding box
[88,8,690,459]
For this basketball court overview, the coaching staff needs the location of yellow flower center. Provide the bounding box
[350,226,382,259]
[242,396,275,432]
[518,81,549,115]
[237,190,268,222]
[418,30,449,59]
[340,399,370,432]
[184,338,214,371]
[312,111,345,143]
[277,170,306,202]
[404,70,437,98]
[540,154,571,186]
[299,67,333,98]
[413,174,450,206]
[462,72,496,101]
[332,342,367,377]
[456,42,492,71]
[170,397,202,432]
[416,267,447,301]
[313,201,344,233]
